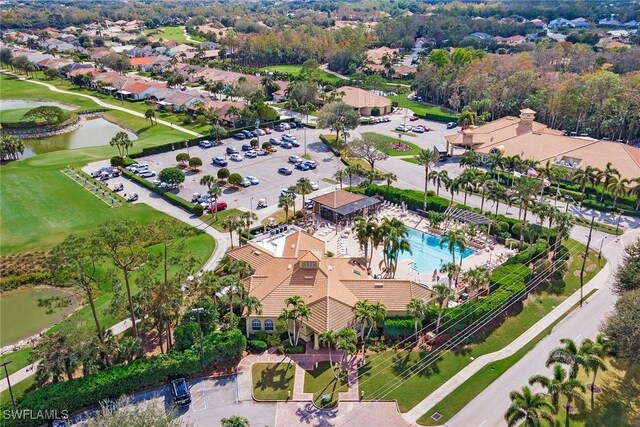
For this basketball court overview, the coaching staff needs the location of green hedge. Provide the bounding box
[383,317,419,338]
[319,134,344,157]
[9,329,246,426]
[248,339,268,353]
[361,184,450,213]
[423,111,458,123]
[121,170,197,215]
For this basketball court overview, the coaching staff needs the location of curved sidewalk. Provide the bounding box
[0,70,201,138]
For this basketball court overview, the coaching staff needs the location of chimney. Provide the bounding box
[519,108,536,123]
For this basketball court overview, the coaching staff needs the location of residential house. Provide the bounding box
[272,80,289,102]
[548,18,570,29]
[185,99,247,125]
[366,46,399,65]
[227,229,434,349]
[530,19,546,28]
[570,17,590,28]
[470,32,491,40]
[152,90,202,111]
[332,86,393,116]
[492,35,527,46]
[129,56,155,72]
[445,109,640,180]
[311,189,381,224]
[599,16,622,27]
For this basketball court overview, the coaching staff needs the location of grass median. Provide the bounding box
[252,362,296,400]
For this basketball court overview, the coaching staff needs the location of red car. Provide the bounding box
[409,115,420,121]
[205,201,228,213]
[261,127,272,134]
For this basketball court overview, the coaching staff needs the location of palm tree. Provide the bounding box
[336,327,358,365]
[415,148,440,211]
[319,330,339,378]
[529,364,580,413]
[432,284,454,333]
[503,155,522,185]
[430,170,449,197]
[459,150,479,169]
[219,256,253,279]
[208,186,223,220]
[383,172,397,189]
[278,194,295,222]
[629,178,640,210]
[379,218,411,278]
[440,261,461,288]
[474,175,492,212]
[295,177,314,208]
[606,177,629,209]
[242,296,262,319]
[280,296,310,348]
[553,212,574,254]
[514,177,543,247]
[406,298,428,337]
[225,106,242,128]
[458,169,476,205]
[580,333,610,409]
[353,300,374,343]
[546,338,586,379]
[334,169,346,189]
[440,228,468,267]
[221,215,242,248]
[353,215,378,267]
[571,165,594,194]
[504,386,556,427]
[486,151,504,174]
[463,266,490,300]
[144,108,156,125]
[239,211,258,245]
[599,162,620,202]
[370,302,386,339]
[488,181,507,216]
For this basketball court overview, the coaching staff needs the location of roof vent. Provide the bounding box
[304,276,314,280]
[328,265,333,271]
[352,269,361,275]
[287,264,292,270]
[253,251,261,256]
[374,282,384,288]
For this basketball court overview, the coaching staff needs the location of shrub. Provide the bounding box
[250,138,258,147]
[188,157,203,170]
[261,142,272,151]
[280,344,305,354]
[228,173,243,186]
[174,322,200,352]
[254,331,269,342]
[159,167,185,186]
[358,184,449,213]
[423,111,458,122]
[248,339,268,353]
[176,152,190,165]
[192,204,204,217]
[217,167,230,181]
[370,107,380,116]
[319,134,344,157]
[383,317,417,339]
[0,272,52,292]
[110,156,125,167]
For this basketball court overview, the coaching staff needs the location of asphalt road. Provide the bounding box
[447,230,638,427]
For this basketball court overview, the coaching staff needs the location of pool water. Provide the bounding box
[399,228,474,275]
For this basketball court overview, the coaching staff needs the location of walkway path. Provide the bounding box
[319,63,349,80]
[0,70,202,138]
[401,228,638,423]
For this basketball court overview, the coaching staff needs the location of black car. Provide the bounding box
[233,133,246,140]
[242,130,254,138]
[226,146,239,154]
[278,167,293,175]
[171,378,191,407]
[241,143,252,151]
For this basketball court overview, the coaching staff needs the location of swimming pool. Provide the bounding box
[399,228,474,275]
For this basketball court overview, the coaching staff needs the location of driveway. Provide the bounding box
[69,374,277,426]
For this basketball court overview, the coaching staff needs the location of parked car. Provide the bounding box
[310,181,319,190]
[290,139,301,147]
[242,130,254,138]
[213,156,228,166]
[251,130,261,137]
[275,123,286,132]
[288,155,302,163]
[126,164,140,172]
[262,127,272,134]
[126,193,138,202]
[304,201,314,210]
[198,140,212,148]
[280,188,294,197]
[269,137,281,145]
[233,133,246,140]
[413,126,425,133]
[205,201,228,213]
[395,124,412,132]
[304,160,317,169]
[282,134,297,143]
[226,146,238,154]
[139,170,156,178]
[170,378,191,407]
[289,122,297,129]
[240,178,252,187]
[245,150,258,158]
[255,149,267,156]
[113,183,124,192]
[246,175,260,185]
[257,198,268,208]
[281,142,293,149]
[257,129,266,136]
[282,123,291,130]
[241,143,252,151]
[278,167,293,175]
[295,162,310,171]
[229,153,243,162]
[409,115,419,121]
[446,122,458,129]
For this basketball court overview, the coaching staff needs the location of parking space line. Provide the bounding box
[190,381,208,412]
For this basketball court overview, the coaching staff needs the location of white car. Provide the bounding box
[257,129,266,136]
[240,178,252,187]
[245,150,258,158]
[139,170,156,178]
[395,124,412,132]
[229,153,244,162]
[246,175,260,185]
[310,181,319,190]
[282,134,298,143]
[255,149,267,156]
[288,155,302,163]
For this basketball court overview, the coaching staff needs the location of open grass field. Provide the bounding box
[260,65,344,84]
[252,362,296,400]
[0,347,33,380]
[145,26,204,45]
[359,241,602,413]
[387,95,458,122]
[202,208,246,232]
[0,287,80,346]
[361,132,421,156]
[304,361,349,408]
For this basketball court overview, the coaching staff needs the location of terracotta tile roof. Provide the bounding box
[366,47,399,64]
[227,243,276,271]
[311,189,364,209]
[282,232,325,258]
[130,56,154,66]
[335,86,392,109]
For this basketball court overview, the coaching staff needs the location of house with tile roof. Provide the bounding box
[445,109,640,180]
[228,229,434,349]
[311,189,381,224]
[332,86,393,116]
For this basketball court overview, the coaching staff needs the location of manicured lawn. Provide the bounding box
[145,26,204,45]
[401,157,420,165]
[252,362,296,400]
[0,376,35,407]
[0,347,33,380]
[359,241,602,413]
[0,108,38,123]
[387,95,458,122]
[304,361,349,408]
[202,208,245,232]
[361,132,421,156]
[260,65,344,84]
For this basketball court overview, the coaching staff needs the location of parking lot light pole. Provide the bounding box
[191,308,205,370]
[1,360,16,409]
[250,197,254,216]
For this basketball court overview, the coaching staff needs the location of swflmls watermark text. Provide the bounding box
[2,409,69,420]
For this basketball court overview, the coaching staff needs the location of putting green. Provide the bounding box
[0,287,80,346]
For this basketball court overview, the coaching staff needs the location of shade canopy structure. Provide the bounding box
[444,206,493,226]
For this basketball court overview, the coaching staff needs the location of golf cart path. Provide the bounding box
[0,70,202,137]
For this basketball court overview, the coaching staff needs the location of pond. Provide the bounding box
[0,100,137,157]
[0,287,80,347]
[22,117,138,157]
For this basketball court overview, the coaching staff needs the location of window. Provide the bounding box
[251,319,261,331]
[264,319,274,331]
[301,261,318,269]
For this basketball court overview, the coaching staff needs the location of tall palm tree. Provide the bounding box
[370,302,386,339]
[446,177,461,204]
[319,330,338,378]
[487,151,504,174]
[553,212,574,254]
[353,300,374,342]
[278,194,295,222]
[559,377,586,427]
[295,177,314,208]
[529,364,581,413]
[208,186,223,220]
[336,327,358,365]
[221,215,242,248]
[459,150,479,169]
[629,178,640,210]
[599,162,620,202]
[242,296,262,318]
[580,333,610,409]
[474,175,492,212]
[353,215,378,267]
[406,298,428,336]
[225,106,242,128]
[488,181,507,216]
[333,169,346,189]
[463,266,490,300]
[503,155,522,186]
[606,177,629,209]
[430,170,449,197]
[432,284,454,333]
[383,172,397,189]
[379,218,411,278]
[440,261,461,288]
[546,338,587,379]
[571,165,594,194]
[458,169,476,205]
[504,386,555,427]
[514,177,543,247]
[239,211,258,245]
[280,295,310,347]
[440,228,468,267]
[415,148,440,211]
[144,108,156,125]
